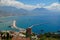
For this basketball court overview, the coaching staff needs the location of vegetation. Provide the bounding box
[0,31,60,40]
[0,31,13,40]
[37,32,60,40]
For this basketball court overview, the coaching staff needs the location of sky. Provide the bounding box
[0,0,60,10]
[17,0,58,5]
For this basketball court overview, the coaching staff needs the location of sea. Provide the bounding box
[0,14,60,34]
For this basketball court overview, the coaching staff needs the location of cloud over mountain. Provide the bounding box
[0,0,46,10]
[45,3,60,11]
[0,0,43,10]
[0,0,60,11]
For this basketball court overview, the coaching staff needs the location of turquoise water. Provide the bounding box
[0,15,60,34]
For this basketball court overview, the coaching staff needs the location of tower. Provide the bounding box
[26,27,32,38]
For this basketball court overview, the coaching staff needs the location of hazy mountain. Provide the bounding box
[0,6,29,16]
[0,6,60,17]
[33,8,49,11]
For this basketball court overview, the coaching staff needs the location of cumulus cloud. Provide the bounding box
[0,0,26,8]
[0,0,60,11]
[0,0,45,10]
[45,3,60,10]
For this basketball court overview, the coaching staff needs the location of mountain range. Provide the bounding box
[0,6,60,17]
